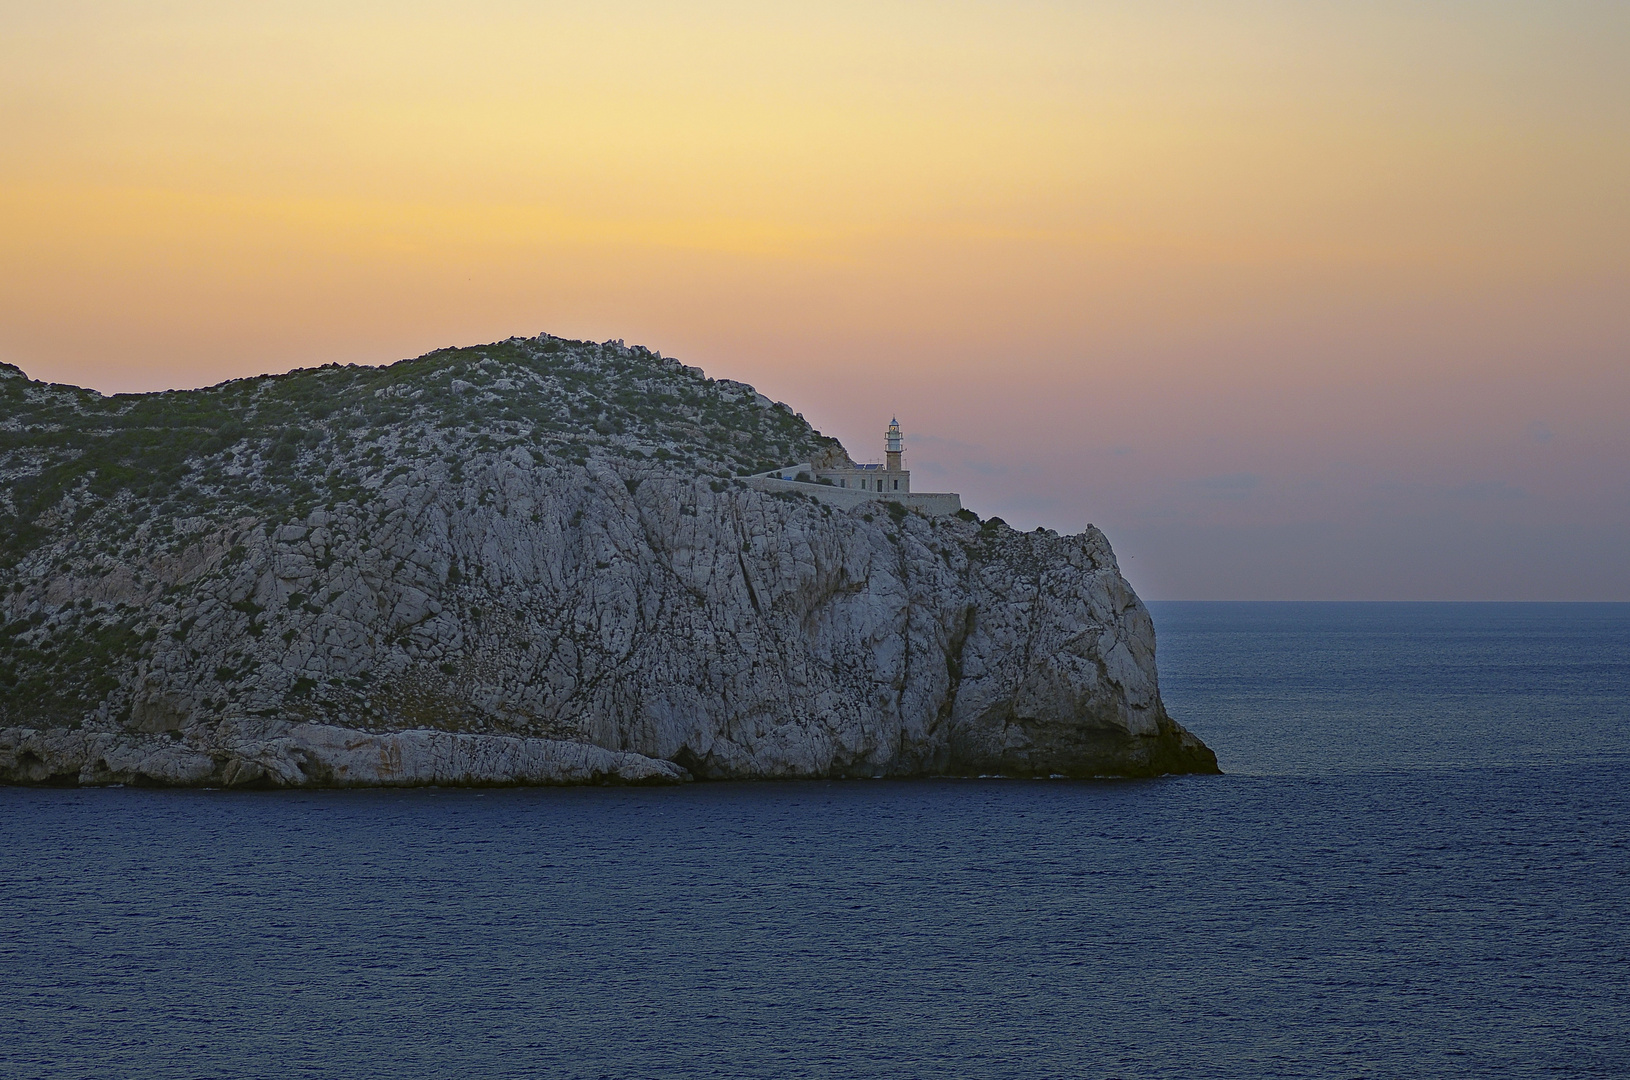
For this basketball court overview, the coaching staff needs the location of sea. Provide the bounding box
[2,602,1627,1079]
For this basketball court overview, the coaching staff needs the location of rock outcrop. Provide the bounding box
[0,335,1217,785]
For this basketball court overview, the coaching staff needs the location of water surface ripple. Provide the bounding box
[2,602,1626,1079]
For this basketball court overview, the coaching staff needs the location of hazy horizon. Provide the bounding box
[4,1,1626,602]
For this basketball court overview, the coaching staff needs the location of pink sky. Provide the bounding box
[2,1,1626,598]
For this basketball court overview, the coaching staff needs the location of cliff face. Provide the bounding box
[0,335,1216,786]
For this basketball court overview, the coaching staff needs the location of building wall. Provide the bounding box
[817,467,911,494]
[743,473,961,516]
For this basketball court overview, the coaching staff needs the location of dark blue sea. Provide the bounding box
[3,602,1627,1079]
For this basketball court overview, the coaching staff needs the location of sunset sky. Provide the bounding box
[3,1,1626,599]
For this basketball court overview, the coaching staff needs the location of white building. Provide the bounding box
[751,417,962,515]
[806,417,911,494]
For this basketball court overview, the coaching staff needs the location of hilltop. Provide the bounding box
[1,335,835,567]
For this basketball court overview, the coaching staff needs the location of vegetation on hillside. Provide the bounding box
[0,335,840,570]
[0,335,843,723]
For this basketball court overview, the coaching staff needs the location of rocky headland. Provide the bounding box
[0,335,1217,786]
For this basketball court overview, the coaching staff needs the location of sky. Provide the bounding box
[2,0,1626,600]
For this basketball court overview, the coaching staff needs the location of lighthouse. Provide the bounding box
[752,412,960,511]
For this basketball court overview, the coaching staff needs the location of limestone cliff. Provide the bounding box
[0,335,1217,786]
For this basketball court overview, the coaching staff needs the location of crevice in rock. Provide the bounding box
[736,552,761,614]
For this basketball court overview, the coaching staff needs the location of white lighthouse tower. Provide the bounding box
[753,412,959,511]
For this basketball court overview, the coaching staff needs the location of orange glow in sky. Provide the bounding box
[3,1,1627,598]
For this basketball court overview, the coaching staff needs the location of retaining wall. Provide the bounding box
[742,474,962,516]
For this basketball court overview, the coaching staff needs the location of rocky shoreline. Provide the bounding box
[0,723,689,788]
[0,716,1217,788]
